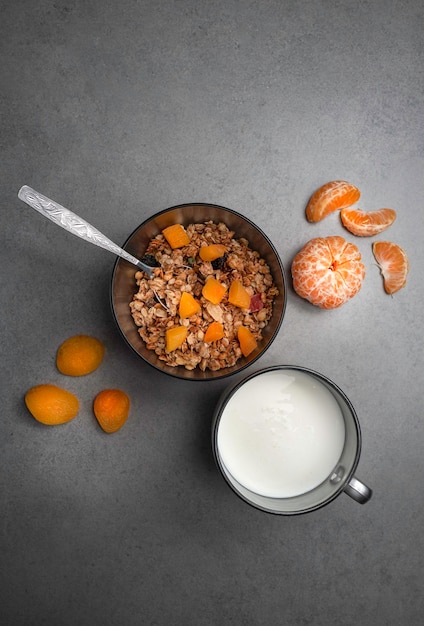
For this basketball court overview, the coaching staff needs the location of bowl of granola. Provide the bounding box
[111,203,286,381]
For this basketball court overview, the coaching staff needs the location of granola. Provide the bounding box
[129,221,279,371]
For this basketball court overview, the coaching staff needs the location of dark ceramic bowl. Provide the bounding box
[110,203,287,381]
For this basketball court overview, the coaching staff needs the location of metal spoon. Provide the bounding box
[17,185,168,309]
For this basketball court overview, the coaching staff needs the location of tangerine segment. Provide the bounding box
[93,389,130,433]
[291,236,365,309]
[341,208,396,236]
[372,241,409,294]
[56,335,105,376]
[25,384,79,425]
[306,181,360,222]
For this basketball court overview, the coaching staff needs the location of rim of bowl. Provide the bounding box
[110,202,287,381]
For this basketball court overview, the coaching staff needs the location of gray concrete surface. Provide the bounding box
[1,1,423,624]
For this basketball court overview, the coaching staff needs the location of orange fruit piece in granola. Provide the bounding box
[25,384,79,425]
[204,321,225,343]
[179,291,201,318]
[199,244,227,262]
[341,207,396,236]
[228,280,251,309]
[291,236,365,309]
[306,181,360,222]
[237,325,258,357]
[162,224,191,249]
[56,335,104,376]
[165,326,188,352]
[372,241,409,294]
[93,389,130,433]
[202,276,227,304]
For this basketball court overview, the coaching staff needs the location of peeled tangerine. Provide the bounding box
[291,236,365,309]
[25,384,79,425]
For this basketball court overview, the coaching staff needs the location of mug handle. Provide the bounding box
[344,476,372,504]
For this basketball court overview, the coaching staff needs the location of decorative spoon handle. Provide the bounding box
[18,185,141,268]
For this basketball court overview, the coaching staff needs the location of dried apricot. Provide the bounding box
[204,321,225,343]
[93,389,130,433]
[56,335,105,376]
[228,280,251,309]
[162,224,191,249]
[237,326,258,357]
[165,326,188,352]
[199,244,227,261]
[25,384,79,425]
[202,276,227,304]
[179,291,201,318]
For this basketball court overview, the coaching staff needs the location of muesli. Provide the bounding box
[129,221,279,371]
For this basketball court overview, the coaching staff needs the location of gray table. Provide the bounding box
[2,1,423,624]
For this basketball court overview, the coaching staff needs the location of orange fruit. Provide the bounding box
[341,207,396,236]
[56,335,105,376]
[202,276,227,304]
[25,384,79,425]
[372,241,409,294]
[228,279,251,309]
[162,224,191,249]
[237,325,258,357]
[93,389,130,433]
[165,326,188,352]
[204,321,225,343]
[178,291,201,318]
[291,235,365,309]
[306,180,360,222]
[199,244,227,262]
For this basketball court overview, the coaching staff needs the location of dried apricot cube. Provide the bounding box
[237,326,257,357]
[179,291,201,319]
[204,321,225,343]
[162,224,191,249]
[199,244,227,262]
[165,326,188,352]
[202,276,227,304]
[228,280,251,309]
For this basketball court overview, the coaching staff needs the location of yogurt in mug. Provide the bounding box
[216,369,346,498]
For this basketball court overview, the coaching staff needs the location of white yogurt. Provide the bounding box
[217,370,346,498]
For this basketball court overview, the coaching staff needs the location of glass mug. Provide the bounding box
[211,365,372,515]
